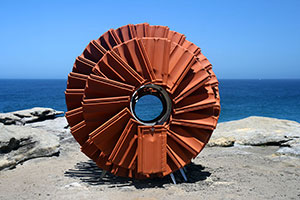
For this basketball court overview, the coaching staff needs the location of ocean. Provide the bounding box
[0,79,299,123]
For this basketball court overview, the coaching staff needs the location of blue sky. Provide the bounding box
[0,0,299,79]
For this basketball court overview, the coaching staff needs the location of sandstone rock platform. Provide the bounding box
[0,108,300,199]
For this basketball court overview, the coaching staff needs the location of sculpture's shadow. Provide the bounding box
[65,160,211,188]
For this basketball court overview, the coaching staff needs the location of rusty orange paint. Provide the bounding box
[65,23,220,179]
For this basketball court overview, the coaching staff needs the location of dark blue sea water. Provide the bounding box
[0,79,300,123]
[0,79,67,114]
[219,79,300,122]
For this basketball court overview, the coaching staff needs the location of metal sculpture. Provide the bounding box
[65,23,220,182]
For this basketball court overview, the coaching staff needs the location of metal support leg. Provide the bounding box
[170,173,176,184]
[179,168,187,182]
[100,170,107,180]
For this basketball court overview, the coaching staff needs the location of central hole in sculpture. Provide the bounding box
[134,95,163,121]
[130,84,172,126]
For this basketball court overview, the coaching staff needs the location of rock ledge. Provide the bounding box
[0,107,63,125]
[208,116,300,156]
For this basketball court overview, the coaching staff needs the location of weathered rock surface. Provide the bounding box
[0,107,64,125]
[25,117,72,141]
[209,116,300,156]
[0,123,60,170]
[276,138,300,156]
[207,137,235,147]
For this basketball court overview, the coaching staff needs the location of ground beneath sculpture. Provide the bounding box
[0,108,300,199]
[0,141,300,199]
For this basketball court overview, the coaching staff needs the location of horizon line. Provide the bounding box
[0,78,300,80]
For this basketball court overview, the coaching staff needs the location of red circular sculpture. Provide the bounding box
[65,23,220,179]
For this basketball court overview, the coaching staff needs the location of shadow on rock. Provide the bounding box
[64,160,211,189]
